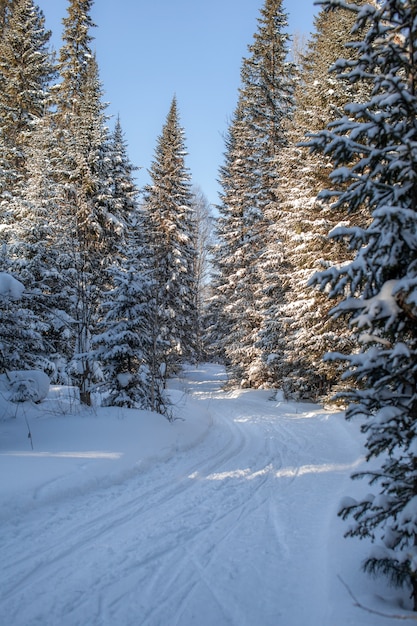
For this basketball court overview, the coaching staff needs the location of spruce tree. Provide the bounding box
[0,0,56,373]
[70,53,115,270]
[64,55,113,404]
[310,0,417,609]
[0,0,54,201]
[108,116,137,244]
[94,227,167,413]
[53,1,116,402]
[94,256,155,410]
[94,120,166,413]
[210,0,294,387]
[210,100,264,383]
[142,97,197,381]
[259,0,370,400]
[55,0,95,118]
[0,271,44,373]
[15,111,80,380]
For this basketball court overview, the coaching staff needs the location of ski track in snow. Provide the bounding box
[0,365,396,625]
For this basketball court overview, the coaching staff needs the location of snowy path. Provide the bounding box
[0,365,402,625]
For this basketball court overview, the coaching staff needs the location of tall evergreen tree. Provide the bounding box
[25,113,80,379]
[55,0,95,119]
[0,0,56,373]
[64,54,114,404]
[142,97,197,381]
[108,116,137,244]
[310,0,417,609]
[93,244,155,410]
[52,0,115,402]
[4,112,71,376]
[262,0,370,399]
[94,119,166,413]
[71,53,115,269]
[210,100,265,383]
[0,0,54,201]
[210,0,294,387]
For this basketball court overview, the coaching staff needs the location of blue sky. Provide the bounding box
[37,0,319,206]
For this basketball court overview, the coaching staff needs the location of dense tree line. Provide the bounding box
[209,0,371,398]
[0,0,201,413]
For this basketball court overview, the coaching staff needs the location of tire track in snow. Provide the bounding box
[92,399,291,625]
[0,367,358,626]
[0,389,259,621]
[2,404,286,624]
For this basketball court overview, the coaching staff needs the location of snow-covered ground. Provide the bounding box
[0,363,410,625]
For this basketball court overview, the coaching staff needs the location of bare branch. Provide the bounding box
[338,576,417,621]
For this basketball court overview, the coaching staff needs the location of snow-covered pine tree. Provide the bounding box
[66,55,116,404]
[243,0,295,388]
[11,109,87,381]
[262,0,369,400]
[0,270,44,373]
[210,100,264,384]
[4,113,70,376]
[94,119,166,413]
[54,0,95,119]
[142,97,198,382]
[0,0,56,372]
[310,0,417,609]
[71,53,117,271]
[94,233,168,414]
[210,0,294,387]
[0,0,55,202]
[53,1,117,403]
[94,256,155,410]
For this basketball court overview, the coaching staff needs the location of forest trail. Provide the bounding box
[0,364,396,625]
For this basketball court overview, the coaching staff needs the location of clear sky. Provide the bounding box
[36,0,319,206]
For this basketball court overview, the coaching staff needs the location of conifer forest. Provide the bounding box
[2,0,417,609]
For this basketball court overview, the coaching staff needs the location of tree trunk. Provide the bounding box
[80,389,91,406]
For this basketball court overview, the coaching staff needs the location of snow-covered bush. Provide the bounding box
[0,370,50,403]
